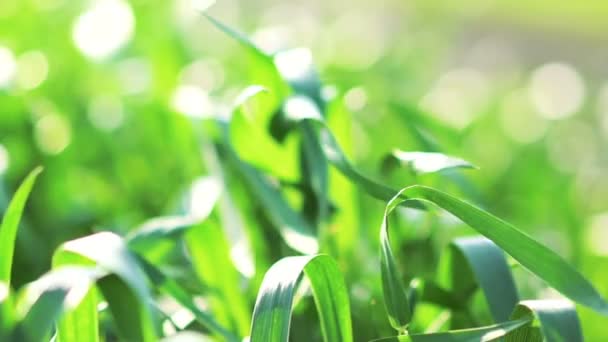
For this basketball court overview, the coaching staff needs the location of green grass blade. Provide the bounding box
[387,186,608,316]
[507,300,583,342]
[16,267,102,342]
[222,86,318,254]
[380,204,412,331]
[54,232,158,341]
[0,282,14,339]
[0,167,42,286]
[371,317,531,342]
[441,237,519,323]
[250,254,352,342]
[225,148,318,254]
[384,150,476,175]
[52,252,102,342]
[184,218,251,338]
[134,255,240,342]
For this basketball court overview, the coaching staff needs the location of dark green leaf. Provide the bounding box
[0,167,42,286]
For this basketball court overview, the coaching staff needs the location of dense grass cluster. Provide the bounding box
[1,15,607,342]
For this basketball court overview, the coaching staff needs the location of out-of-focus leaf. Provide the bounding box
[250,255,352,342]
[0,167,42,286]
[384,151,476,175]
[206,16,296,181]
[371,317,531,342]
[16,267,103,342]
[185,216,251,338]
[276,50,329,227]
[506,300,583,342]
[438,237,519,323]
[325,94,359,257]
[385,186,608,316]
[54,232,158,341]
[224,88,318,254]
[135,255,240,342]
[284,113,426,210]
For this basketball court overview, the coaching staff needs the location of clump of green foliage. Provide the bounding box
[1,16,607,342]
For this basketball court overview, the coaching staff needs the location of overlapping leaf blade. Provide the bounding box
[135,255,240,342]
[250,254,352,342]
[385,186,608,316]
[54,232,158,341]
[16,266,103,342]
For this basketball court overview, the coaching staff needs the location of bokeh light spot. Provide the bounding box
[17,51,49,90]
[88,95,125,132]
[499,88,547,143]
[116,58,151,95]
[529,62,585,120]
[0,144,9,174]
[421,68,489,129]
[0,46,17,88]
[171,85,212,118]
[586,213,608,256]
[35,114,72,155]
[72,0,135,60]
[344,87,368,112]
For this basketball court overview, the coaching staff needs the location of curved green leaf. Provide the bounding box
[506,300,583,342]
[439,237,519,323]
[380,201,412,331]
[386,186,608,316]
[0,167,42,286]
[250,254,352,342]
[185,217,251,338]
[371,317,531,342]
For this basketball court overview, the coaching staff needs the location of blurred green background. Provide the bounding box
[1,0,607,340]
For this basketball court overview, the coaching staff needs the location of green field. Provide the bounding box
[1,1,607,341]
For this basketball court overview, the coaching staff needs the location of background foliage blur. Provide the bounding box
[1,0,608,340]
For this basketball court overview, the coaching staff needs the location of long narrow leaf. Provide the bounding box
[0,167,42,286]
[372,317,531,342]
[184,217,251,338]
[386,186,608,316]
[250,254,352,342]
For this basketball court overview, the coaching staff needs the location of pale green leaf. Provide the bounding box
[250,255,352,342]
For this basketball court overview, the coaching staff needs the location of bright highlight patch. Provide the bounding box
[0,46,16,88]
[529,63,585,120]
[17,51,49,90]
[171,85,212,118]
[0,144,8,174]
[35,114,72,155]
[72,0,135,60]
